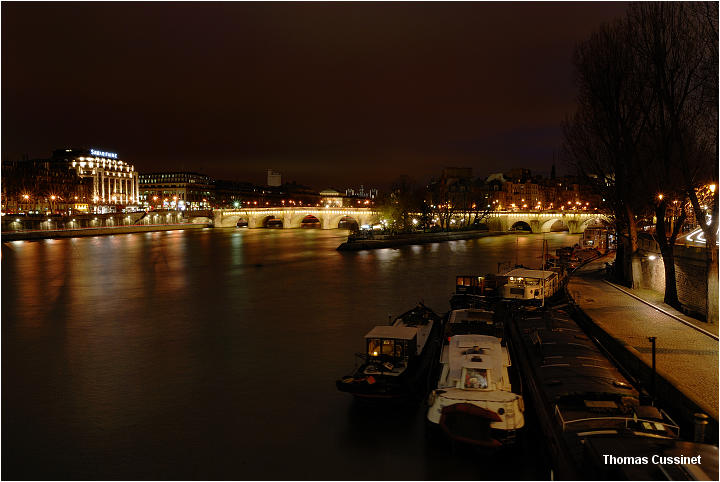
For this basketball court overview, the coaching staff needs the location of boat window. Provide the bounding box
[367,338,382,357]
[457,276,473,287]
[464,368,489,389]
[367,338,396,357]
[381,339,394,356]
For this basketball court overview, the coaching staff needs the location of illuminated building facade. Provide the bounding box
[139,172,214,210]
[61,148,140,205]
[319,189,344,207]
[1,148,139,214]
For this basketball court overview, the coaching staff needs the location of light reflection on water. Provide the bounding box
[2,229,580,480]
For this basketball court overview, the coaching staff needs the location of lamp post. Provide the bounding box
[648,336,657,402]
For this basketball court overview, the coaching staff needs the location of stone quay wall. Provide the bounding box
[1,210,212,241]
[633,234,716,320]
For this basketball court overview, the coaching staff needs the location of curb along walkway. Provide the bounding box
[567,255,719,424]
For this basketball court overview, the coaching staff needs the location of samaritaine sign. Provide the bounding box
[90,148,118,159]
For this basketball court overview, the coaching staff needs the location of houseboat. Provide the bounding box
[502,268,560,303]
[506,306,718,480]
[450,274,503,310]
[336,303,444,400]
[426,308,524,447]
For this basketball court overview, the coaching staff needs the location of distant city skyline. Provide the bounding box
[2,2,628,188]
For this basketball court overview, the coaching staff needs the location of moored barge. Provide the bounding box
[426,308,524,447]
[507,305,718,480]
[336,303,444,400]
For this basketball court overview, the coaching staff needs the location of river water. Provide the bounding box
[2,228,581,480]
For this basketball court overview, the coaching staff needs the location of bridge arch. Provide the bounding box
[541,218,569,232]
[510,221,532,232]
[337,215,359,230]
[300,215,321,228]
[262,215,283,228]
[579,216,609,232]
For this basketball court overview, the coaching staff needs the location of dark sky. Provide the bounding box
[2,2,628,189]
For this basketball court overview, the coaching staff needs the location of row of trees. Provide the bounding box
[563,2,718,321]
[377,175,493,233]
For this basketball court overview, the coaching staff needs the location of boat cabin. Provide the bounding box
[364,326,418,365]
[502,268,558,300]
[446,308,502,339]
[455,275,500,296]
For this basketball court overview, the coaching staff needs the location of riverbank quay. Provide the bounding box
[567,255,719,442]
[1,223,209,241]
[336,230,512,251]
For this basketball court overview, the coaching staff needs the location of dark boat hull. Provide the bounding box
[336,307,445,401]
[438,402,507,448]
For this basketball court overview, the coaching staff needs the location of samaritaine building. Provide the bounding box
[1,148,140,214]
[58,148,140,205]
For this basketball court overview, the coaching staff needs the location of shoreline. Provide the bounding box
[336,230,515,250]
[1,223,211,241]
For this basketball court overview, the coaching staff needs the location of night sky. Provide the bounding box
[2,2,628,189]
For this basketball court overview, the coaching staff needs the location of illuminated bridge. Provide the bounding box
[213,207,379,229]
[212,207,609,232]
[484,211,610,234]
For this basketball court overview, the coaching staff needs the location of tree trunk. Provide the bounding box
[625,204,639,287]
[707,245,718,323]
[655,202,681,309]
[659,243,680,308]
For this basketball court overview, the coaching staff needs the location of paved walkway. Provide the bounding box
[568,255,719,421]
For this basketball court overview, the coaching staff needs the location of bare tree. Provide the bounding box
[629,2,718,317]
[566,3,718,318]
[563,19,649,286]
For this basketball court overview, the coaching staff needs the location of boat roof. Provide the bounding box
[448,308,494,324]
[517,309,639,402]
[364,325,417,340]
[448,334,505,381]
[505,268,556,280]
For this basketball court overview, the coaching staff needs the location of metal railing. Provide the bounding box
[554,404,680,438]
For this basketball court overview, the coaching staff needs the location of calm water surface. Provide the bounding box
[2,228,580,480]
